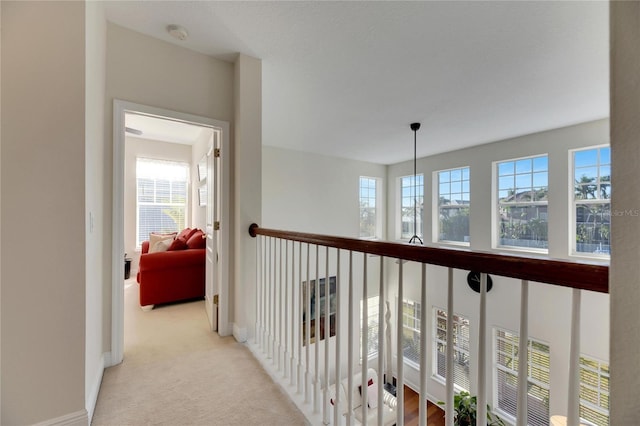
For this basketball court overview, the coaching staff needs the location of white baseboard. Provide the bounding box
[86,352,108,423]
[32,409,88,426]
[233,323,247,342]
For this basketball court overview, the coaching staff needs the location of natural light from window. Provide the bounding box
[437,167,470,244]
[136,158,189,247]
[359,177,379,239]
[400,175,423,240]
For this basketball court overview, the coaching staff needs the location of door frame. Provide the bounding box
[111,100,231,365]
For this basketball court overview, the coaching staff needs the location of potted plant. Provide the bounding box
[438,391,505,426]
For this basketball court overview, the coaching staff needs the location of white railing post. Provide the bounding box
[334,250,342,426]
[255,236,260,345]
[284,240,289,378]
[297,241,303,394]
[279,238,283,371]
[396,261,404,426]
[290,240,296,385]
[377,258,385,425]
[419,263,428,426]
[446,267,454,426]
[314,245,320,413]
[516,280,529,426]
[477,273,488,426]
[305,243,311,403]
[361,254,369,426]
[323,246,331,425]
[347,251,354,426]
[567,288,581,426]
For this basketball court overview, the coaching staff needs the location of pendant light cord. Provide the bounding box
[409,124,423,245]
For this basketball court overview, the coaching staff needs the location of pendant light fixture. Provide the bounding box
[408,122,423,245]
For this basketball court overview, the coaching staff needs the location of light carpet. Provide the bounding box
[91,279,307,425]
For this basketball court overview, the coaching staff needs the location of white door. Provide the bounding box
[205,131,220,331]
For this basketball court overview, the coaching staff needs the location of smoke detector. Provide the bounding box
[167,24,189,41]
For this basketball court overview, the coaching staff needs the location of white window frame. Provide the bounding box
[432,307,471,392]
[570,145,611,258]
[493,328,551,426]
[136,157,190,248]
[398,174,424,241]
[433,167,470,246]
[494,154,549,253]
[579,355,610,426]
[360,295,380,361]
[401,298,421,368]
[359,176,382,239]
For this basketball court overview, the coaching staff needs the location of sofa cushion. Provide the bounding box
[177,228,198,243]
[168,238,188,251]
[186,229,206,249]
[149,233,176,253]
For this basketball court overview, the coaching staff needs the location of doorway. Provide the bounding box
[111,100,230,365]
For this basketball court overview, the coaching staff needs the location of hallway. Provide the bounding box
[91,279,307,425]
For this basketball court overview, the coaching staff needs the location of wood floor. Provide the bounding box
[404,385,446,426]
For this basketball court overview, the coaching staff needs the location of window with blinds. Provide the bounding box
[495,328,550,426]
[433,308,470,391]
[580,356,609,426]
[402,299,421,366]
[136,158,189,247]
[360,296,380,359]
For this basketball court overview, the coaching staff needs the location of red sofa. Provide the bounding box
[136,228,206,309]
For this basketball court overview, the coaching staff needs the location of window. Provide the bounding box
[580,356,609,426]
[433,308,470,391]
[360,296,380,359]
[359,177,379,238]
[136,158,189,247]
[437,167,470,244]
[402,299,421,366]
[400,175,424,240]
[572,146,611,256]
[495,329,550,426]
[497,155,548,250]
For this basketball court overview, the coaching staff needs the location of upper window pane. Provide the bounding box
[497,155,548,250]
[359,176,378,238]
[437,167,470,244]
[400,175,423,240]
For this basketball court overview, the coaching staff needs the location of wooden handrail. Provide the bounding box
[249,224,609,293]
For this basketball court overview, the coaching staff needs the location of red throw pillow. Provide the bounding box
[176,228,193,242]
[168,238,188,251]
[186,230,206,249]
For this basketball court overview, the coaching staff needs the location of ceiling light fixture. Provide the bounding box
[408,122,423,245]
[167,24,189,41]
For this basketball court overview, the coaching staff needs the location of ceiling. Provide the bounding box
[125,113,211,145]
[104,1,609,165]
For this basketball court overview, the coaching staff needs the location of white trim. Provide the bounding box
[32,410,88,426]
[86,352,108,423]
[233,323,248,343]
[112,100,231,364]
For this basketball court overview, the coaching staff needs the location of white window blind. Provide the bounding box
[495,328,550,426]
[360,295,380,359]
[580,355,609,426]
[433,308,470,391]
[402,299,421,366]
[136,158,189,247]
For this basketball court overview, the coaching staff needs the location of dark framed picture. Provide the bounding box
[302,276,337,345]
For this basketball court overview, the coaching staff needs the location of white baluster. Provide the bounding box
[446,268,454,426]
[516,280,529,426]
[305,243,311,403]
[347,251,354,426]
[397,261,404,426]
[284,240,289,378]
[279,238,283,371]
[298,241,304,394]
[255,236,260,345]
[290,240,296,385]
[567,288,581,426]
[334,250,342,426]
[324,246,331,424]
[377,258,385,426]
[477,273,487,426]
[419,263,428,426]
[314,245,320,413]
[362,254,368,426]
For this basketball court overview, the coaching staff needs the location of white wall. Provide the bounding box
[262,146,387,237]
[610,3,640,423]
[105,22,234,350]
[85,0,107,421]
[123,137,192,275]
[1,2,87,424]
[385,120,610,418]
